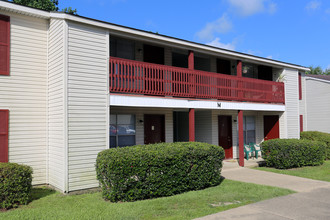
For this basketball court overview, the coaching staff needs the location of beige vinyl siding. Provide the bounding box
[110,107,173,145]
[67,21,108,191]
[305,78,330,133]
[299,73,308,131]
[48,18,65,191]
[0,11,48,184]
[283,68,299,138]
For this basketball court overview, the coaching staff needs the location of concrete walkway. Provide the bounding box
[196,160,330,220]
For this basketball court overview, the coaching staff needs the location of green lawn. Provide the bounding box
[255,160,330,182]
[0,179,294,220]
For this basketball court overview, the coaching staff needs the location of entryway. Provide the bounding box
[144,114,165,144]
[264,115,279,141]
[218,115,233,159]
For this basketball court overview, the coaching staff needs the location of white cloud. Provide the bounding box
[326,8,330,14]
[196,14,232,41]
[305,1,321,11]
[266,55,273,59]
[227,0,277,16]
[207,38,236,50]
[268,2,277,14]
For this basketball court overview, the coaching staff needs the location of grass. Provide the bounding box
[255,160,330,182]
[0,179,294,220]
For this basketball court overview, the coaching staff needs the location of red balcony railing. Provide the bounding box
[109,57,285,104]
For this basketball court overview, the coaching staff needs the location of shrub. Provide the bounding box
[261,139,326,169]
[301,131,330,160]
[0,163,33,209]
[96,142,224,202]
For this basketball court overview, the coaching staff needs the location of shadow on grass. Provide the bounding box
[29,187,56,202]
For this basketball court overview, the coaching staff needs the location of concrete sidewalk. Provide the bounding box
[196,162,330,220]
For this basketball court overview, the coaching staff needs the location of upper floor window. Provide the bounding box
[0,14,10,76]
[194,55,210,72]
[217,58,232,75]
[172,51,188,68]
[143,44,164,65]
[110,37,135,60]
[242,63,273,81]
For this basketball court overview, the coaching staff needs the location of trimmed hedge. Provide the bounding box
[301,131,330,160]
[0,163,33,209]
[261,139,326,169]
[96,142,224,202]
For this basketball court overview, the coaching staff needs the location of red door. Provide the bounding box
[218,115,233,159]
[264,115,279,141]
[144,114,165,144]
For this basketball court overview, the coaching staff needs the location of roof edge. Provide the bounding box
[0,0,310,71]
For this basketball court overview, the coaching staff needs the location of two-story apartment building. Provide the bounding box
[0,1,309,193]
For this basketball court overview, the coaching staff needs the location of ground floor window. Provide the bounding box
[110,114,136,148]
[243,116,256,145]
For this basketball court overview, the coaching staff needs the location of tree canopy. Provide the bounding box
[11,0,77,15]
[307,66,330,75]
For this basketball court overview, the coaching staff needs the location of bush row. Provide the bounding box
[301,131,330,160]
[0,163,33,209]
[96,142,224,202]
[261,139,325,169]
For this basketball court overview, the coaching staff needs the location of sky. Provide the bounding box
[59,0,330,70]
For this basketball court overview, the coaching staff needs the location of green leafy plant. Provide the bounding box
[0,163,33,209]
[96,142,224,202]
[301,131,330,160]
[261,139,326,169]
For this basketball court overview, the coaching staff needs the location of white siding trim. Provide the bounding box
[63,20,69,193]
[46,18,49,184]
[110,95,285,112]
[106,31,110,150]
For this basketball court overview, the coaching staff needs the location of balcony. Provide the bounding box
[109,57,285,104]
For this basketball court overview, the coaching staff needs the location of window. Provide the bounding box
[172,52,188,68]
[110,114,136,148]
[242,63,257,79]
[0,14,10,75]
[110,37,135,60]
[194,56,210,72]
[243,116,256,145]
[0,110,9,163]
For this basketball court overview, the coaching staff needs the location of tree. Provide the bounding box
[62,7,77,15]
[307,66,323,75]
[324,68,330,75]
[11,0,77,14]
[12,0,59,11]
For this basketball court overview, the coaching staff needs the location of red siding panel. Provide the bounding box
[300,115,303,132]
[0,110,9,163]
[189,108,195,142]
[299,73,302,100]
[0,14,10,76]
[238,110,244,167]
